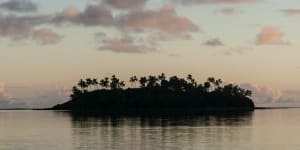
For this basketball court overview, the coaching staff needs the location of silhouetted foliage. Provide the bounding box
[53,74,255,114]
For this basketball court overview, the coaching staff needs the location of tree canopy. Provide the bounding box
[54,73,255,114]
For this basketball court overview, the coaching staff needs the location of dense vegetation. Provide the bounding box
[53,73,255,114]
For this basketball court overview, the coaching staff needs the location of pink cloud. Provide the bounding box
[281,9,300,15]
[32,28,62,45]
[176,0,261,5]
[256,26,288,45]
[0,82,27,109]
[54,4,113,26]
[241,83,300,105]
[116,5,198,38]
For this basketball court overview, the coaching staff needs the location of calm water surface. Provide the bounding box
[1,109,300,150]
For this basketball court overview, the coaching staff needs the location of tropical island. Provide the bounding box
[52,73,255,114]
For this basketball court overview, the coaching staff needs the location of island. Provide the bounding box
[52,73,255,114]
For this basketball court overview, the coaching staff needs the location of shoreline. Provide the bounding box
[1,107,300,111]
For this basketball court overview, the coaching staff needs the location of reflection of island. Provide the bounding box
[69,112,253,149]
[53,74,255,114]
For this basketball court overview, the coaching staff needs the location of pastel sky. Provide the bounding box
[0,0,300,108]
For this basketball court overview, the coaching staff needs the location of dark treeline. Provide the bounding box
[53,73,255,114]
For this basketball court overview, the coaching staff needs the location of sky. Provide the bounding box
[0,0,300,108]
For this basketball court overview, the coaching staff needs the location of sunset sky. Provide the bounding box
[0,0,300,108]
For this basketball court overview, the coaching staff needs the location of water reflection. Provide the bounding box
[63,112,253,150]
[68,112,253,127]
[2,110,300,150]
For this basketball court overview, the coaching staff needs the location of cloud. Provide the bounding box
[0,0,37,12]
[174,0,261,5]
[240,83,282,104]
[53,4,113,26]
[0,82,26,109]
[216,8,240,15]
[115,5,199,38]
[32,28,62,45]
[240,83,300,105]
[0,14,31,40]
[0,14,50,40]
[0,14,62,45]
[98,36,156,53]
[203,38,224,46]
[256,26,288,45]
[281,9,300,16]
[26,87,70,108]
[222,46,252,55]
[168,53,180,57]
[103,0,147,10]
[2,85,70,109]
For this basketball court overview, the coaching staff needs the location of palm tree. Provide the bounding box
[204,81,210,93]
[168,76,186,92]
[92,78,99,90]
[245,90,252,97]
[187,74,197,88]
[100,77,110,89]
[71,86,82,98]
[85,78,92,91]
[119,81,126,89]
[139,76,147,88]
[147,75,158,87]
[110,75,118,89]
[207,77,217,91]
[77,79,88,92]
[110,75,126,89]
[158,73,166,82]
[215,78,222,87]
[158,73,168,88]
[129,76,138,88]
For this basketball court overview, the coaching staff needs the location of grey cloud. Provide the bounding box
[216,8,241,15]
[98,36,156,53]
[103,0,148,10]
[0,15,31,40]
[0,0,37,12]
[203,38,224,46]
[222,46,252,56]
[0,14,51,40]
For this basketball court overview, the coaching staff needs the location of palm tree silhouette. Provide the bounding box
[139,76,147,88]
[129,76,138,88]
[147,75,158,87]
[92,78,99,90]
[77,79,87,92]
[85,78,92,91]
[71,86,82,98]
[158,73,168,87]
[100,77,110,89]
[204,81,210,93]
[187,74,197,88]
[110,75,125,89]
